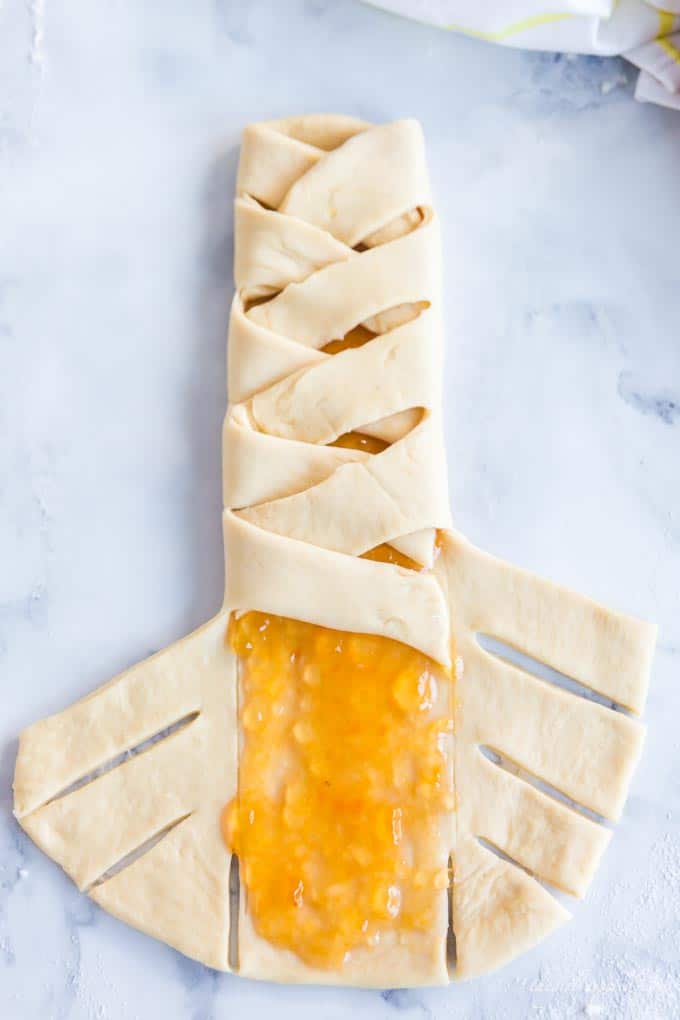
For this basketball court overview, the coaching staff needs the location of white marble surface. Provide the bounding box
[1,1,679,1017]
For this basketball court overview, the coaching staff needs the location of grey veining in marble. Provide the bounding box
[1,1,679,1017]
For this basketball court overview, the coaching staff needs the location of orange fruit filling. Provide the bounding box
[330,432,387,455]
[223,612,453,970]
[322,324,374,356]
[361,543,422,570]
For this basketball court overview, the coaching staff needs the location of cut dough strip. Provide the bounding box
[437,529,655,978]
[14,647,203,819]
[223,415,365,510]
[478,745,611,825]
[461,640,644,820]
[444,530,655,714]
[463,748,611,897]
[92,813,232,972]
[15,614,238,971]
[235,196,353,303]
[227,298,326,404]
[21,721,202,890]
[223,513,451,667]
[247,222,437,349]
[248,314,437,444]
[237,414,450,559]
[476,634,637,716]
[452,835,570,982]
[237,117,368,209]
[279,119,431,247]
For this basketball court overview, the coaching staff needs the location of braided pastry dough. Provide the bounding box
[13,116,656,986]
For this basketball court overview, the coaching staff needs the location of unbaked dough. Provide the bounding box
[13,116,656,986]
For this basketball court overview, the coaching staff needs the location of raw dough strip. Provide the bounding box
[462,748,611,897]
[237,117,369,210]
[246,221,437,349]
[223,413,364,509]
[222,513,449,665]
[478,745,611,825]
[237,415,451,557]
[13,117,656,986]
[436,530,655,978]
[279,119,431,247]
[235,196,353,303]
[247,315,436,444]
[91,813,232,971]
[461,644,644,819]
[445,530,654,713]
[227,296,326,405]
[13,641,204,819]
[15,614,238,972]
[21,723,200,890]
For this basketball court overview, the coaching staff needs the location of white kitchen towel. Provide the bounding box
[365,0,680,109]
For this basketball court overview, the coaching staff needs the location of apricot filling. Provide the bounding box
[321,324,374,356]
[223,612,453,970]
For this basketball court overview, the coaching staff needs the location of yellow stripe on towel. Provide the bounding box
[658,35,680,64]
[658,11,676,37]
[446,12,574,42]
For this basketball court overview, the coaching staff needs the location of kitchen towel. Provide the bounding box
[366,0,680,110]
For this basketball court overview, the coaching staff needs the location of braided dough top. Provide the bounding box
[224,116,452,669]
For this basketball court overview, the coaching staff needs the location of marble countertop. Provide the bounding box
[1,1,679,1017]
